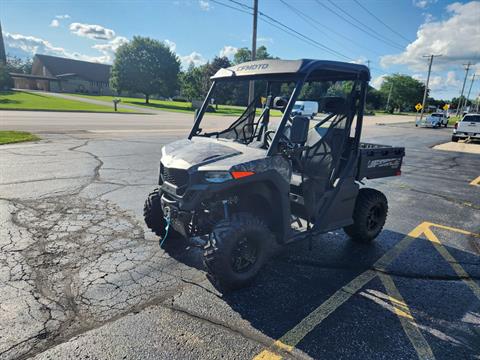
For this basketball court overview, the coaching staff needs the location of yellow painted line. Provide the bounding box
[379,273,435,360]
[425,222,480,238]
[423,227,480,301]
[469,175,480,186]
[252,222,429,359]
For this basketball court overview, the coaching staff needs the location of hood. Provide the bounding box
[161,137,245,169]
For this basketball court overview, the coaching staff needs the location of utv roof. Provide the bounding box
[212,59,370,82]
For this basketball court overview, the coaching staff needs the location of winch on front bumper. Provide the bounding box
[160,193,193,238]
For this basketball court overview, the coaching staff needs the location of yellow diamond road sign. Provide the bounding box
[415,103,423,111]
[443,104,450,110]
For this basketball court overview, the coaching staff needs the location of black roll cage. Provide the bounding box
[188,61,369,158]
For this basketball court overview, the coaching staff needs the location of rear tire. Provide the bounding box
[204,213,274,291]
[144,188,186,251]
[344,188,388,243]
[451,136,459,142]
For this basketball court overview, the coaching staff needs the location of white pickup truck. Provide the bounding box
[452,113,480,142]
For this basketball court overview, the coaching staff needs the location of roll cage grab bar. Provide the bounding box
[188,74,368,157]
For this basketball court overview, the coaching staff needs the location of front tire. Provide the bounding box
[144,188,186,250]
[344,188,388,243]
[204,213,274,291]
[451,136,459,142]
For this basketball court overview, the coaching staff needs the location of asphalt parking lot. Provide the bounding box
[1,111,479,359]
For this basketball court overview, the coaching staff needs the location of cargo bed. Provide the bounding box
[356,143,405,180]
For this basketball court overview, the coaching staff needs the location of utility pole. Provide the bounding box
[419,54,441,121]
[456,62,471,116]
[464,73,476,112]
[248,0,258,105]
[366,60,371,70]
[385,83,393,112]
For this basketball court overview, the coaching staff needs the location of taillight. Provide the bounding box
[454,122,458,129]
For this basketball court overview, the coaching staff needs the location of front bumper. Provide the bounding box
[453,131,480,139]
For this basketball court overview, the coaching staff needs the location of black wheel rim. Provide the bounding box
[231,235,258,273]
[367,204,383,231]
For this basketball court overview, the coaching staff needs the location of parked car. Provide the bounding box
[291,101,318,118]
[452,113,480,142]
[415,113,448,128]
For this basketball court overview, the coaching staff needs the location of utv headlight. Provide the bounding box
[204,171,233,183]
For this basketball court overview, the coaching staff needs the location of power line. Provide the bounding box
[225,0,353,61]
[278,0,383,57]
[212,0,345,60]
[210,0,252,15]
[211,0,384,75]
[352,0,412,43]
[315,0,405,51]
[326,0,407,49]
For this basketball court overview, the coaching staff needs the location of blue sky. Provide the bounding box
[2,0,479,99]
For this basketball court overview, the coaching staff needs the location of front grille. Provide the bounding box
[161,165,188,187]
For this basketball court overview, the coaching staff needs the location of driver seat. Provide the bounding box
[290,114,348,221]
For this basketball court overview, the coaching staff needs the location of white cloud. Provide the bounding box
[381,1,480,71]
[55,14,70,19]
[350,56,367,65]
[445,71,461,87]
[69,22,115,40]
[164,39,177,53]
[258,37,274,44]
[92,36,129,63]
[412,70,463,94]
[180,51,206,68]
[413,0,437,9]
[199,0,211,11]
[3,32,110,63]
[49,19,60,28]
[219,45,238,59]
[371,74,388,89]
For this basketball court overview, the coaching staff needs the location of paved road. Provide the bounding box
[0,110,479,359]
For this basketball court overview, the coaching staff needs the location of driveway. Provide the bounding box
[0,111,479,359]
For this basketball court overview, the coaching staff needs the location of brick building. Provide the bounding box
[11,54,113,95]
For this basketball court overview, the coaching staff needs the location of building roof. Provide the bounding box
[35,54,111,82]
[10,72,58,81]
[212,59,370,82]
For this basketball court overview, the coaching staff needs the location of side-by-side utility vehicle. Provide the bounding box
[144,59,405,290]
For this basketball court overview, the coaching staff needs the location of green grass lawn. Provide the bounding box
[74,94,283,117]
[0,131,40,145]
[375,110,418,116]
[0,91,135,113]
[448,115,461,125]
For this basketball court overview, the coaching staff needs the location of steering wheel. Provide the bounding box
[263,130,293,149]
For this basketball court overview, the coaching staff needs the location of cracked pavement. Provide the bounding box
[0,111,479,359]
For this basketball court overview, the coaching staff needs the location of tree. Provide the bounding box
[6,55,32,74]
[0,63,13,90]
[180,63,205,101]
[366,86,383,110]
[233,48,252,65]
[110,36,180,103]
[379,74,425,111]
[233,45,273,65]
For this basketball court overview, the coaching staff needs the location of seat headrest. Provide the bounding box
[319,97,347,114]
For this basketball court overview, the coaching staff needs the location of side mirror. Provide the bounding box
[273,96,287,111]
[290,116,309,144]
